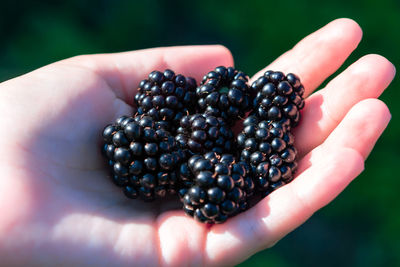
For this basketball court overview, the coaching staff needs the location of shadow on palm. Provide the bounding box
[22,63,174,229]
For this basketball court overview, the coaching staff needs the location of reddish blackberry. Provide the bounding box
[250,70,305,127]
[175,113,234,155]
[237,115,298,194]
[102,115,187,201]
[196,66,250,125]
[180,152,254,224]
[134,69,197,133]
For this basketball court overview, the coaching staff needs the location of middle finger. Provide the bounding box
[294,54,395,157]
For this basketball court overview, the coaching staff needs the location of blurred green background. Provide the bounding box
[1,0,399,266]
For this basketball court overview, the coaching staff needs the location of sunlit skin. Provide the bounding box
[0,18,395,266]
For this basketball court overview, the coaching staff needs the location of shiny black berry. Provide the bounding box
[197,66,250,125]
[175,113,234,155]
[134,69,198,133]
[250,71,305,127]
[181,153,252,224]
[236,115,298,194]
[102,115,187,201]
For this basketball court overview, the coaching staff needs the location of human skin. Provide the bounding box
[0,18,395,266]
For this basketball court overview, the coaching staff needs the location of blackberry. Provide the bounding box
[237,115,298,194]
[196,66,250,125]
[175,113,234,155]
[180,152,254,224]
[250,70,305,127]
[134,69,197,133]
[101,115,187,201]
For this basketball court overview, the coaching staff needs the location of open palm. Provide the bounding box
[0,18,395,266]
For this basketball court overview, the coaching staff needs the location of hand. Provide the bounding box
[0,18,395,266]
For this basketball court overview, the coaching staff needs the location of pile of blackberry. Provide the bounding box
[100,67,305,223]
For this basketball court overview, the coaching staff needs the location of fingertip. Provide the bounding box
[312,18,362,60]
[325,98,391,159]
[353,54,396,84]
[329,18,363,43]
[159,44,234,80]
[356,98,392,127]
[208,44,234,66]
[157,211,207,267]
[205,44,234,69]
[370,54,396,82]
[351,98,391,122]
[177,44,234,66]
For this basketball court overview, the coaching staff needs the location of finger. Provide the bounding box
[157,211,207,266]
[250,18,363,97]
[204,99,391,266]
[320,99,391,160]
[294,54,396,157]
[64,45,233,104]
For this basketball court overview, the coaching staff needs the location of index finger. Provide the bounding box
[250,18,363,97]
[63,45,234,105]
